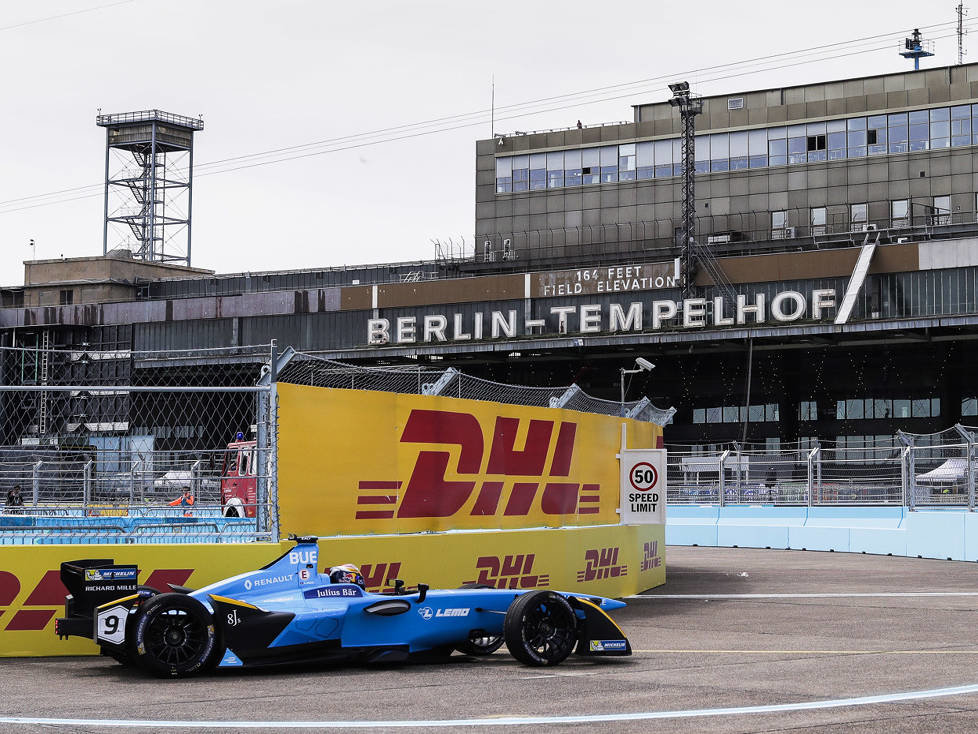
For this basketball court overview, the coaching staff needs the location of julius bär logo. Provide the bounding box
[356,409,601,520]
[463,554,550,589]
[641,540,662,571]
[576,547,628,583]
[0,568,192,632]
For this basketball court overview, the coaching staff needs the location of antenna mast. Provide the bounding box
[958,4,969,65]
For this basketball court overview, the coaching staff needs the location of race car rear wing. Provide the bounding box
[54,559,139,640]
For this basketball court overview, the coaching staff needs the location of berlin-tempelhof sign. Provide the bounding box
[366,289,839,345]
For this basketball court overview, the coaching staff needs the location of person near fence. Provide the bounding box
[5,484,24,510]
[169,486,195,516]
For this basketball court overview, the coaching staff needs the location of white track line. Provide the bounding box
[4,683,978,728]
[628,592,978,599]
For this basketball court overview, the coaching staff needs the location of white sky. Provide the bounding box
[0,0,969,286]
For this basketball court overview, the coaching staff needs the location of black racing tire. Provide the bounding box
[456,632,504,656]
[130,593,220,678]
[503,590,577,667]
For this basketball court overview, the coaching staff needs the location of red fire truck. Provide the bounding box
[221,437,258,518]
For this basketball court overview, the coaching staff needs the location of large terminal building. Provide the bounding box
[4,62,978,452]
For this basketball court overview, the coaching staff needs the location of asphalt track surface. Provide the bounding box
[4,546,978,733]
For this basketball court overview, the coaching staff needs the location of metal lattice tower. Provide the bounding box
[668,82,703,297]
[97,110,204,266]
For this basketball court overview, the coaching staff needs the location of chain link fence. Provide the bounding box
[0,344,276,544]
[0,342,674,544]
[667,425,978,508]
[277,350,676,424]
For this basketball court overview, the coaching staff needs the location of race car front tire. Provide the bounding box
[130,593,220,677]
[503,590,577,666]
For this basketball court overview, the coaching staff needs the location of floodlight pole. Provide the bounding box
[669,82,703,297]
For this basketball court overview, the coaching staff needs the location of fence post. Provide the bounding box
[816,442,823,504]
[953,424,975,511]
[130,459,142,509]
[718,449,729,507]
[190,460,201,502]
[897,431,915,511]
[732,442,743,502]
[32,460,42,507]
[807,446,818,507]
[83,460,93,512]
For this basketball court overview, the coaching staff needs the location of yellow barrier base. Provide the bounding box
[0,524,664,657]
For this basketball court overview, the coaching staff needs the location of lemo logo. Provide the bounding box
[356,410,602,520]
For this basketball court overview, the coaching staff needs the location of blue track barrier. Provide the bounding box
[666,505,978,561]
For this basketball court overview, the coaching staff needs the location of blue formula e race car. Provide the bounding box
[54,536,631,677]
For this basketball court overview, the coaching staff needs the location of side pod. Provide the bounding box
[567,596,632,657]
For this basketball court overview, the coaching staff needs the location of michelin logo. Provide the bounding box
[85,568,137,582]
[589,640,627,651]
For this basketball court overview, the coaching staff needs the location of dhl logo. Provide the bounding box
[576,547,628,583]
[359,562,402,593]
[356,409,601,520]
[641,540,662,571]
[463,553,550,589]
[0,568,192,632]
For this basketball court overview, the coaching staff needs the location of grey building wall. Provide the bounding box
[476,64,978,264]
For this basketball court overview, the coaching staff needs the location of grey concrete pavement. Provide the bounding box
[2,546,978,733]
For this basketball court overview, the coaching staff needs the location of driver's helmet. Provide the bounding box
[329,563,365,589]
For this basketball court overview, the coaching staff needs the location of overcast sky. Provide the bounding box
[0,0,969,285]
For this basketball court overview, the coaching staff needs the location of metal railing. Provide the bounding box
[667,425,978,509]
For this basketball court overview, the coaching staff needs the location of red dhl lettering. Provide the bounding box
[359,562,402,593]
[0,568,192,632]
[463,554,550,589]
[356,410,601,520]
[641,540,662,571]
[576,547,629,582]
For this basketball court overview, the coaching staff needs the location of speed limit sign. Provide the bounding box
[620,449,667,524]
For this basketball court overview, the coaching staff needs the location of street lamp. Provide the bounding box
[620,358,655,415]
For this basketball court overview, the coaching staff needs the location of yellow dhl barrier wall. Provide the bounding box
[0,523,664,656]
[277,383,662,536]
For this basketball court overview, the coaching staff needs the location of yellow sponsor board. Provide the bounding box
[0,524,664,657]
[277,383,661,536]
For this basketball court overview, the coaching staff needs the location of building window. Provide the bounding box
[772,210,788,239]
[729,130,748,170]
[811,207,826,236]
[599,145,618,183]
[546,151,564,188]
[636,141,654,180]
[930,107,951,149]
[59,289,73,305]
[963,397,978,417]
[495,157,512,193]
[787,124,807,164]
[564,149,582,187]
[847,117,867,157]
[529,153,547,190]
[618,144,636,181]
[891,199,909,227]
[933,195,951,225]
[888,113,909,154]
[850,203,867,226]
[867,115,887,155]
[799,401,818,421]
[768,127,787,166]
[951,105,972,147]
[908,109,929,151]
[511,155,529,192]
[806,122,827,162]
[710,133,730,172]
[581,148,600,185]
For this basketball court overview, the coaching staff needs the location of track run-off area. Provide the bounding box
[5,546,978,733]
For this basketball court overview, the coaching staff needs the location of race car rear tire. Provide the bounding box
[503,590,577,666]
[106,586,161,667]
[131,593,220,677]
